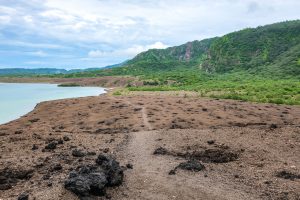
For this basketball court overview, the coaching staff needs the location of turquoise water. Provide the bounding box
[0,83,106,124]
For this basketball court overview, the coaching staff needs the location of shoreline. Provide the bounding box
[0,83,107,125]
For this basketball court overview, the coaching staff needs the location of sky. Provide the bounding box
[0,0,299,69]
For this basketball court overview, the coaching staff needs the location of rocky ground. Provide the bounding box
[0,92,299,199]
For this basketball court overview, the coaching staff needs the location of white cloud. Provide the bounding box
[27,50,48,57]
[122,42,169,56]
[0,40,66,49]
[88,50,106,58]
[40,9,75,22]
[23,15,34,24]
[147,42,169,49]
[0,0,300,68]
[2,1,300,45]
[0,15,11,25]
[0,5,17,15]
[88,42,169,58]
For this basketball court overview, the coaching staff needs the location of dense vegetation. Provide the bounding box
[202,20,300,74]
[2,20,300,105]
[127,70,300,105]
[128,38,216,63]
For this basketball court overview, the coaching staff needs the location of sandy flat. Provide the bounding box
[0,93,299,199]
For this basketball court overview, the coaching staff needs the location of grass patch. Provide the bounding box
[128,72,300,105]
[113,91,122,96]
[58,83,81,87]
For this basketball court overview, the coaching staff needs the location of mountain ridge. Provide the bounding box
[0,62,126,76]
[123,20,300,77]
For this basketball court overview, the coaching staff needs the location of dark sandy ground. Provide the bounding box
[0,92,299,200]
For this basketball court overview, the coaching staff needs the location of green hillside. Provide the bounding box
[122,20,300,78]
[129,38,216,63]
[202,20,300,75]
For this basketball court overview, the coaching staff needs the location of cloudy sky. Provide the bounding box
[0,0,299,69]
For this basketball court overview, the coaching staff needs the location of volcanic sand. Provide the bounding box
[0,92,299,199]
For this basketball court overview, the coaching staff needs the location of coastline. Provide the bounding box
[0,83,107,125]
[0,91,299,199]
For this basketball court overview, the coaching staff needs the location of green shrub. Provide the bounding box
[58,83,81,87]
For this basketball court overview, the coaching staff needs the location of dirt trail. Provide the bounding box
[115,130,261,200]
[141,107,153,130]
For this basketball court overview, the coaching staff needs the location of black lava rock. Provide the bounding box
[270,124,278,129]
[72,149,86,157]
[177,160,205,172]
[189,148,239,163]
[65,168,108,197]
[29,118,40,123]
[153,147,169,155]
[276,170,300,180]
[87,151,97,156]
[32,144,39,150]
[63,136,71,141]
[96,154,124,186]
[42,174,51,180]
[168,169,176,175]
[17,192,29,200]
[64,154,124,198]
[126,163,133,169]
[57,139,64,145]
[52,163,63,171]
[45,141,57,150]
[15,130,23,135]
[0,168,33,191]
[103,148,109,153]
[207,140,215,145]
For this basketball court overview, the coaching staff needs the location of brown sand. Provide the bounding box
[0,93,299,199]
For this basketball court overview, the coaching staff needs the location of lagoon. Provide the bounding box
[0,83,105,124]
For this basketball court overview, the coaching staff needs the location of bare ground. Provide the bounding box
[0,93,299,199]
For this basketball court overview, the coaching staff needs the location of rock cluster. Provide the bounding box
[0,168,34,190]
[64,154,123,197]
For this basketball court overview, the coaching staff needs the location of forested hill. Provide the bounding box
[129,38,216,63]
[121,20,300,78]
[201,20,300,74]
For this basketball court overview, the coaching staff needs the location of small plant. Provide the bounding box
[113,91,122,96]
[58,83,81,87]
